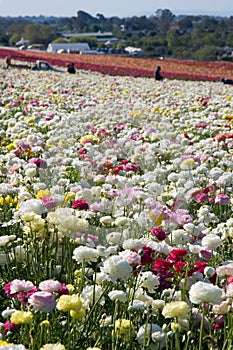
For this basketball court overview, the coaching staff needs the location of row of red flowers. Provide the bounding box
[1,47,233,81]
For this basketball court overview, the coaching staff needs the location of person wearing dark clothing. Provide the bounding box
[221,78,233,85]
[67,63,76,74]
[5,56,11,69]
[155,66,163,81]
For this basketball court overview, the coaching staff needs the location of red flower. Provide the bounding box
[189,261,208,276]
[150,227,167,241]
[167,248,188,263]
[72,199,89,210]
[153,258,172,273]
[174,261,187,274]
[140,246,155,265]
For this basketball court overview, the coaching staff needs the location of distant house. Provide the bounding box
[47,43,90,53]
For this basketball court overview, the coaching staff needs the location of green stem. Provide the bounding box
[199,303,205,350]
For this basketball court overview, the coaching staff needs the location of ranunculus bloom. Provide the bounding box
[167,248,188,262]
[11,310,33,324]
[195,193,209,203]
[189,281,223,305]
[56,294,82,312]
[214,194,230,205]
[4,320,20,334]
[72,199,89,210]
[150,227,168,241]
[39,280,62,292]
[162,301,190,319]
[140,246,155,265]
[28,291,56,312]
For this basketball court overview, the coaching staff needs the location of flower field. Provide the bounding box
[1,47,233,81]
[0,59,233,350]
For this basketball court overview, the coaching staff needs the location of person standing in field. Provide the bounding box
[5,55,11,69]
[67,62,76,74]
[154,66,163,81]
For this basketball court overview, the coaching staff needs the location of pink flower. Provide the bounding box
[4,320,20,334]
[6,279,36,295]
[28,291,56,312]
[214,194,230,205]
[39,280,62,292]
[195,193,209,203]
[40,197,57,210]
[89,202,105,212]
[72,199,89,210]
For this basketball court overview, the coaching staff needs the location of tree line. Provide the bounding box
[1,9,233,61]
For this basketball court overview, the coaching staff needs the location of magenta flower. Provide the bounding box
[150,227,168,241]
[72,199,89,210]
[4,320,20,334]
[195,193,209,203]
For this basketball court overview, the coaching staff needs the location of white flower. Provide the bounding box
[81,285,104,306]
[128,300,146,312]
[19,198,47,215]
[122,238,144,250]
[106,231,125,245]
[73,246,98,263]
[0,345,27,350]
[39,344,66,350]
[137,323,166,349]
[99,216,113,225]
[101,255,133,282]
[201,234,222,251]
[0,235,16,247]
[138,271,160,293]
[58,216,89,237]
[114,216,129,226]
[189,281,223,305]
[108,290,127,302]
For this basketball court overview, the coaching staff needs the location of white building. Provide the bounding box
[47,43,90,53]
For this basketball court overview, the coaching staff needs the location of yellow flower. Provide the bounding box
[0,341,13,345]
[80,135,98,145]
[36,189,51,199]
[162,301,189,319]
[171,322,182,333]
[64,192,76,201]
[148,211,163,226]
[181,158,195,169]
[6,143,15,151]
[70,308,85,320]
[40,320,50,329]
[11,310,33,324]
[57,294,82,312]
[114,319,133,337]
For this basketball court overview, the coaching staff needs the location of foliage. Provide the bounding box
[1,10,233,60]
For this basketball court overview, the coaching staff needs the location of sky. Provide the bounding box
[1,0,233,18]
